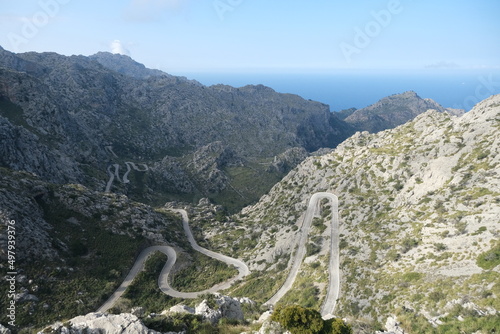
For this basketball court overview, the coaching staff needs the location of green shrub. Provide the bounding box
[271,305,353,334]
[477,242,500,270]
[306,242,321,257]
[271,305,324,334]
[171,251,238,292]
[322,317,353,334]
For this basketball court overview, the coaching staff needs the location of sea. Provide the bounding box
[175,69,500,112]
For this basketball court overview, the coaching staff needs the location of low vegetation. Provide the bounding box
[171,251,238,292]
[476,241,500,270]
[271,304,352,334]
[118,252,180,313]
[6,196,147,331]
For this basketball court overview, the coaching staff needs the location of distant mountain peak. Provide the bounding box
[89,52,166,79]
[344,91,464,133]
[399,90,419,97]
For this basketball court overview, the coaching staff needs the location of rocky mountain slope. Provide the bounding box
[195,95,500,333]
[344,91,464,133]
[0,49,460,213]
[2,47,491,333]
[0,167,192,330]
[0,48,352,211]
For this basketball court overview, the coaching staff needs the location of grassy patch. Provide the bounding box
[231,272,286,304]
[476,241,500,270]
[121,252,180,313]
[3,199,146,330]
[171,251,238,292]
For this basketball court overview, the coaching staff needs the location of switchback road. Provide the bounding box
[98,193,339,318]
[97,209,249,312]
[264,192,339,319]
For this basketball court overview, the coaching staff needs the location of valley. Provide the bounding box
[0,48,499,334]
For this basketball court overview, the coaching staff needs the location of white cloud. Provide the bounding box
[110,40,131,56]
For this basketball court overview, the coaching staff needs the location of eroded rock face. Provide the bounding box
[375,316,405,334]
[216,295,245,322]
[0,47,353,210]
[344,90,465,133]
[214,94,500,330]
[38,312,163,334]
[182,294,245,324]
[255,320,290,334]
[195,300,222,325]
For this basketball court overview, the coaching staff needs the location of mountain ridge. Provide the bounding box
[2,47,495,333]
[194,94,499,332]
[345,90,464,133]
[0,47,353,210]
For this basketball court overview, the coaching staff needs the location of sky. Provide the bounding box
[0,0,499,75]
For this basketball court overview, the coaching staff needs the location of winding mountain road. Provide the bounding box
[98,193,339,318]
[105,162,149,193]
[264,192,340,319]
[97,245,175,313]
[97,209,249,312]
[159,209,250,298]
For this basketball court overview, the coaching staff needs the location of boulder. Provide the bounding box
[195,300,221,324]
[167,304,195,315]
[375,316,405,334]
[194,294,244,324]
[38,312,163,334]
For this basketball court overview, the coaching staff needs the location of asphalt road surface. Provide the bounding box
[264,192,340,319]
[97,209,250,312]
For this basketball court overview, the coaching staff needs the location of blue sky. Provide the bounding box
[1,0,499,74]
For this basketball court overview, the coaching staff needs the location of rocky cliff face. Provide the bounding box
[0,48,353,210]
[0,49,457,212]
[2,47,491,333]
[199,95,499,332]
[345,91,464,133]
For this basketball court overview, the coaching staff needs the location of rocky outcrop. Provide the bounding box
[0,169,184,262]
[188,142,243,194]
[89,52,171,80]
[345,91,465,132]
[376,317,405,334]
[268,147,308,174]
[254,320,290,334]
[38,313,167,334]
[206,95,500,331]
[0,47,353,210]
[168,294,245,324]
[0,324,11,334]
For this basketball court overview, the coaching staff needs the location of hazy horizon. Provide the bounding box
[1,1,499,73]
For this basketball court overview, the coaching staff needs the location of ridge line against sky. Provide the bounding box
[1,0,499,74]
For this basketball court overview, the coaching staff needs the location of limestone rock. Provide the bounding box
[167,304,195,315]
[216,294,244,322]
[194,294,244,324]
[195,300,222,324]
[345,90,464,133]
[0,47,352,212]
[256,320,290,334]
[225,94,500,330]
[375,316,404,334]
[38,312,162,334]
